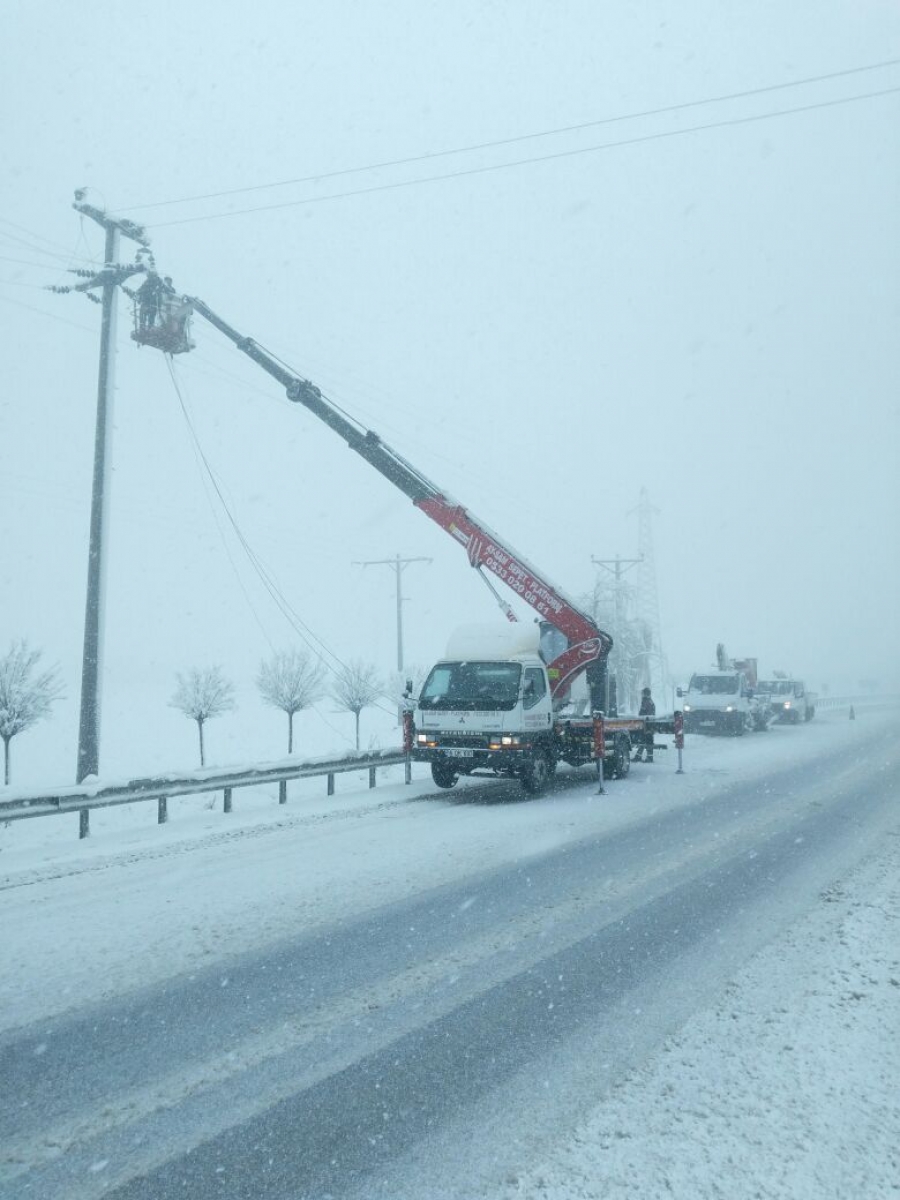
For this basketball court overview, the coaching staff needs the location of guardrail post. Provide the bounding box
[368,766,377,789]
[279,779,287,805]
[79,808,90,839]
[223,786,233,813]
[158,796,168,824]
[327,773,335,796]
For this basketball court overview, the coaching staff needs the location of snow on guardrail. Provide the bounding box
[0,748,409,836]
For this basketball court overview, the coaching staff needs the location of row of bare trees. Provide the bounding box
[169,653,384,766]
[0,640,393,783]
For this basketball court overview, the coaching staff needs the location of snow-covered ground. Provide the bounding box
[0,711,881,1032]
[2,709,898,1198]
[502,821,900,1200]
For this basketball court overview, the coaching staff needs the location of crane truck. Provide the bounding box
[128,282,673,794]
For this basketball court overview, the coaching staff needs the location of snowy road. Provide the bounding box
[1,714,898,1198]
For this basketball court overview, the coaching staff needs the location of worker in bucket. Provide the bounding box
[633,686,656,762]
[136,271,165,330]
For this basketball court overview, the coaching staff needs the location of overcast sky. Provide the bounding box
[1,1,898,782]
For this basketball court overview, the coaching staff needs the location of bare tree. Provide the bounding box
[0,640,64,785]
[169,666,235,767]
[330,660,383,751]
[257,649,325,754]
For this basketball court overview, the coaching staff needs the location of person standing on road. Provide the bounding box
[634,686,656,762]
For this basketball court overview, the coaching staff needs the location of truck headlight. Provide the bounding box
[416,733,428,744]
[683,704,692,712]
[725,705,735,712]
[783,701,791,709]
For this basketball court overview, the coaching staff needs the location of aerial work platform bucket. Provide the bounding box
[131,275,195,354]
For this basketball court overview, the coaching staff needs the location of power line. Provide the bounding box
[0,217,97,259]
[166,357,278,655]
[162,364,360,746]
[0,231,97,268]
[0,252,82,271]
[165,358,398,721]
[149,85,900,229]
[0,290,97,334]
[123,58,900,214]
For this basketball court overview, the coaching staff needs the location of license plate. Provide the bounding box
[444,748,475,759]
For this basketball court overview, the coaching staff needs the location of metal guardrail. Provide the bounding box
[813,694,899,712]
[2,696,896,841]
[0,749,409,839]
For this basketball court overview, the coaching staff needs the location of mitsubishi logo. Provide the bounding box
[458,716,466,724]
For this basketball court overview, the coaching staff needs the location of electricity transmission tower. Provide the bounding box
[628,487,670,704]
[590,554,642,714]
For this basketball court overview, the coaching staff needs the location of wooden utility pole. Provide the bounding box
[65,195,149,832]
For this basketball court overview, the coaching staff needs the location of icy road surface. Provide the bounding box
[0,712,897,1199]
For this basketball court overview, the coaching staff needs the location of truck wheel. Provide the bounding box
[431,760,458,789]
[806,706,815,721]
[520,751,552,796]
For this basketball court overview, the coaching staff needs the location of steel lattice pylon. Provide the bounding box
[629,488,671,704]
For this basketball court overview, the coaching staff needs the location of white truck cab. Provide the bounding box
[757,679,817,723]
[682,668,769,735]
[414,626,556,789]
[411,624,659,793]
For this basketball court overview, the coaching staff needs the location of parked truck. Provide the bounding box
[133,287,673,795]
[681,644,771,735]
[757,677,817,723]
[412,618,672,795]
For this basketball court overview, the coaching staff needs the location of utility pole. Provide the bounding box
[354,554,432,673]
[58,194,149,828]
[354,554,431,722]
[591,554,642,714]
[628,487,670,703]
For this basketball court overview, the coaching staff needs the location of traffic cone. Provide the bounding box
[849,705,856,720]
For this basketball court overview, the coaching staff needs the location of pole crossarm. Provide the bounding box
[353,554,432,675]
[72,196,151,247]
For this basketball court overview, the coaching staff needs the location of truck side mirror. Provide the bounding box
[676,687,683,698]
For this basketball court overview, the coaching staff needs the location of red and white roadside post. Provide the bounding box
[674,710,685,774]
[592,711,606,794]
[402,701,415,785]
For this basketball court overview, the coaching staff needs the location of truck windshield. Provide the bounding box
[419,661,522,711]
[759,680,792,695]
[688,674,740,695]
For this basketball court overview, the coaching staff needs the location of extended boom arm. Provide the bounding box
[188,298,612,702]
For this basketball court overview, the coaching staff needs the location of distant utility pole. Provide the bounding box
[58,193,149,815]
[628,487,670,701]
[354,554,431,674]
